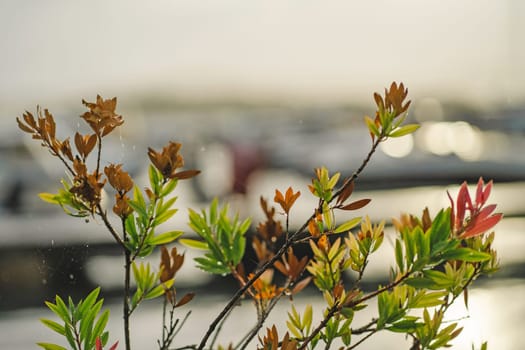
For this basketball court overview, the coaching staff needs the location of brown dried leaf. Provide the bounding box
[173,169,201,180]
[291,276,312,295]
[23,111,37,128]
[339,198,371,211]
[16,117,34,133]
[175,292,195,308]
[336,179,354,206]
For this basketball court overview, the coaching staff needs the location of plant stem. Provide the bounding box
[122,217,132,350]
[298,305,339,350]
[346,329,377,350]
[95,134,102,179]
[348,272,410,308]
[97,203,126,248]
[210,303,235,350]
[237,281,291,350]
[351,318,377,335]
[196,239,292,350]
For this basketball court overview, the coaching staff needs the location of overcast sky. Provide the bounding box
[1,0,524,111]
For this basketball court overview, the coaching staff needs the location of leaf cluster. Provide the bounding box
[38,288,116,350]
[125,165,184,258]
[182,198,251,275]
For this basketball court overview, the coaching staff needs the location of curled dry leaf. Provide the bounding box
[81,95,123,137]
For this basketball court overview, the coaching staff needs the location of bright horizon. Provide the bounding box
[1,0,524,111]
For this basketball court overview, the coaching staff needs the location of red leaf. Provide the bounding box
[482,180,493,207]
[475,177,484,207]
[456,182,468,224]
[476,204,497,221]
[461,213,503,238]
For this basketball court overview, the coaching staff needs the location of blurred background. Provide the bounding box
[1,0,524,349]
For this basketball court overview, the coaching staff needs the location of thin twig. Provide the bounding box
[351,318,378,335]
[96,203,126,248]
[347,272,410,308]
[237,280,291,350]
[122,217,132,350]
[95,134,102,180]
[346,329,377,350]
[298,305,339,350]
[210,303,236,350]
[196,241,292,350]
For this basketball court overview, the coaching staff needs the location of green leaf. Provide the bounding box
[54,296,71,323]
[149,230,184,245]
[303,304,313,333]
[100,332,109,347]
[128,200,147,221]
[148,165,161,195]
[80,299,103,346]
[322,203,334,230]
[424,270,453,288]
[40,319,66,336]
[64,321,76,349]
[340,307,354,320]
[90,310,109,346]
[441,248,491,262]
[78,287,100,317]
[194,257,230,275]
[153,208,178,226]
[45,301,69,325]
[334,217,362,234]
[238,217,251,235]
[412,291,447,308]
[365,116,380,137]
[209,198,218,225]
[144,280,174,300]
[231,234,246,266]
[180,238,208,250]
[157,196,178,217]
[342,332,351,346]
[133,185,146,210]
[389,124,420,138]
[404,277,439,290]
[327,172,341,190]
[188,209,207,235]
[160,178,178,197]
[132,262,142,287]
[387,318,421,333]
[125,215,139,243]
[429,209,452,251]
[286,320,302,339]
[395,239,404,272]
[36,343,68,350]
[39,193,61,204]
